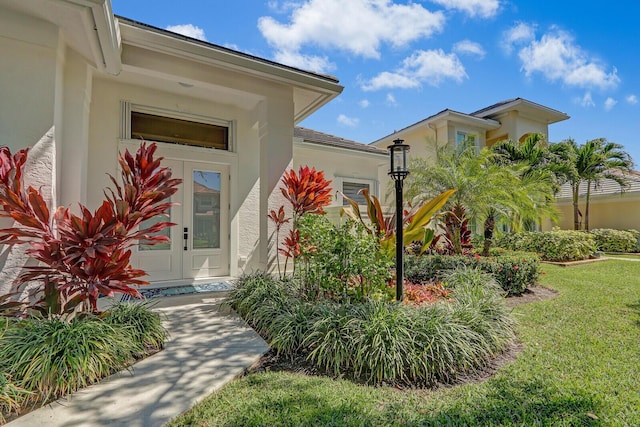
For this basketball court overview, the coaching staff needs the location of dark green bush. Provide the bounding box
[404,251,540,295]
[590,228,639,253]
[104,302,168,354]
[0,316,137,404]
[229,269,515,386]
[495,229,595,261]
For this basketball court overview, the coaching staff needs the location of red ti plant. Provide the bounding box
[268,166,332,277]
[0,142,181,315]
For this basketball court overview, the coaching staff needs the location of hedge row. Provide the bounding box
[495,229,596,262]
[590,228,640,253]
[404,251,540,296]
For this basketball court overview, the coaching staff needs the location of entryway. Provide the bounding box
[132,159,230,282]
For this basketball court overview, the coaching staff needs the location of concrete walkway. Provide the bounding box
[7,293,269,427]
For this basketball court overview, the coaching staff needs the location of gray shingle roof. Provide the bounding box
[294,127,388,155]
[556,171,640,199]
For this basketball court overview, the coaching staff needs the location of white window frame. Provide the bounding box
[120,101,236,153]
[455,129,479,151]
[334,177,379,206]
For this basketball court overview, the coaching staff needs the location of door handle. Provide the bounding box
[183,227,188,251]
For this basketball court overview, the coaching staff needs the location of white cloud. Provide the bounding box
[386,93,397,106]
[165,24,207,41]
[361,49,467,91]
[579,92,595,107]
[604,97,617,111]
[453,40,486,58]
[429,0,500,18]
[502,22,536,54]
[517,28,619,90]
[337,114,359,127]
[626,95,638,105]
[359,99,370,108]
[258,0,445,72]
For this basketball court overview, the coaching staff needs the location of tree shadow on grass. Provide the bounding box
[626,299,640,328]
[188,374,602,427]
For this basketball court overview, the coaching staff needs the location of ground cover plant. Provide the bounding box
[0,302,166,421]
[169,259,640,426]
[226,268,515,387]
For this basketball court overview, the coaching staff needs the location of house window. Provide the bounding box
[131,111,229,150]
[456,131,477,151]
[336,177,378,206]
[121,102,233,151]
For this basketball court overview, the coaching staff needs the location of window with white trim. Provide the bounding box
[456,130,478,151]
[335,177,378,206]
[121,102,233,151]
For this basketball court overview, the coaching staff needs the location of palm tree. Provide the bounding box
[555,138,633,230]
[405,143,557,255]
[492,133,571,192]
[583,139,633,230]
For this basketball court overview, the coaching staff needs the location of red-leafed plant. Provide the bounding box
[0,142,181,315]
[431,202,473,255]
[267,166,332,278]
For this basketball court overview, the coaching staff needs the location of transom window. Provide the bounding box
[131,111,229,150]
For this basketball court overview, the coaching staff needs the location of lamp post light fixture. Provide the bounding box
[387,138,410,302]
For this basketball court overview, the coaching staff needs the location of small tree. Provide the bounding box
[0,142,181,314]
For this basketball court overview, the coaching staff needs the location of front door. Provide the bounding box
[132,160,230,282]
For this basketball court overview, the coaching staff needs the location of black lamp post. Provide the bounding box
[387,138,410,302]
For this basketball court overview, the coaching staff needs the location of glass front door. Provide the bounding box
[132,159,229,282]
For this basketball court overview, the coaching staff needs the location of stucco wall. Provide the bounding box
[294,143,386,215]
[548,196,640,231]
[0,8,60,151]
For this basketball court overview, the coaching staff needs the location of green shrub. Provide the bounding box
[0,316,137,403]
[627,229,640,252]
[230,270,515,386]
[495,229,596,261]
[104,302,168,354]
[297,215,392,302]
[404,252,540,295]
[590,228,639,253]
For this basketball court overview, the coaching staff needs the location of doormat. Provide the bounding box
[121,281,235,301]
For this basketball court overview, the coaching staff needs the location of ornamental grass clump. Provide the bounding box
[229,268,515,386]
[0,316,137,405]
[104,302,168,355]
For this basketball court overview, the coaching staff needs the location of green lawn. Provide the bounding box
[169,261,640,426]
[605,253,640,260]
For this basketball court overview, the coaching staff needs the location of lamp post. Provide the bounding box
[387,138,410,302]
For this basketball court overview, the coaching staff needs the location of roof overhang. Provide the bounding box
[116,17,343,123]
[370,109,500,147]
[2,0,122,74]
[474,98,569,124]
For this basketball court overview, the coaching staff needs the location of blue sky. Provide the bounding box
[112,0,640,164]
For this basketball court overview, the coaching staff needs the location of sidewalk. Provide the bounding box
[7,293,269,427]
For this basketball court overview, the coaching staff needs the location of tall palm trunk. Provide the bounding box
[482,209,496,256]
[585,179,592,231]
[572,183,580,230]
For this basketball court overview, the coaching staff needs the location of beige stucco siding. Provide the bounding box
[547,196,640,231]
